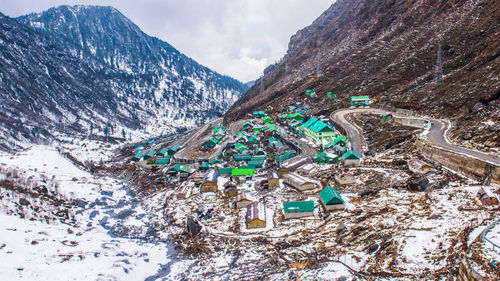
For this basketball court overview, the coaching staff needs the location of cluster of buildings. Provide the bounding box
[128,94,367,231]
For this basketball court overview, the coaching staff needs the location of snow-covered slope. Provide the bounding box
[0,6,248,151]
[0,146,175,280]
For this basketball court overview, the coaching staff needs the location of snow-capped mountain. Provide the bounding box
[0,5,247,151]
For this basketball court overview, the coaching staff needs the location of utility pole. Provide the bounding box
[315,48,322,77]
[433,42,443,83]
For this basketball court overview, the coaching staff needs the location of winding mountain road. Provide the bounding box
[330,108,500,167]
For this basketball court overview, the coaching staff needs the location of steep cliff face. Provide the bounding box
[226,0,500,149]
[0,5,248,151]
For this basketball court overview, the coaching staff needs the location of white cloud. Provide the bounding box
[1,0,334,82]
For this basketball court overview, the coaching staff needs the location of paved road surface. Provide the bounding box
[175,118,223,159]
[330,108,500,166]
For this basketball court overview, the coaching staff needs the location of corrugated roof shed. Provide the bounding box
[283,201,315,213]
[246,202,266,224]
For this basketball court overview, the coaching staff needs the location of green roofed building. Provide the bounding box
[253,111,266,117]
[200,161,210,171]
[154,158,170,165]
[327,92,336,98]
[179,165,194,174]
[342,150,361,166]
[350,96,370,107]
[218,167,234,175]
[248,136,258,143]
[210,158,221,165]
[262,116,272,124]
[304,119,336,144]
[231,168,254,183]
[248,160,264,168]
[157,148,169,156]
[167,164,182,175]
[302,117,318,129]
[285,113,304,121]
[168,145,180,155]
[333,135,347,146]
[233,154,252,161]
[143,150,156,160]
[131,152,143,162]
[283,201,315,219]
[305,89,315,96]
[319,186,345,211]
[203,139,218,148]
[231,168,254,177]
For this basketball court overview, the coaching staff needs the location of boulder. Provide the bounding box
[187,216,202,236]
[407,175,429,191]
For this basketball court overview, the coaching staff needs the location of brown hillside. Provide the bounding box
[225,0,500,150]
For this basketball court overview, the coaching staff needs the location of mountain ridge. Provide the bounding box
[0,5,248,151]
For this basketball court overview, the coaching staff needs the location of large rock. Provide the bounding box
[187,216,202,236]
[407,175,429,192]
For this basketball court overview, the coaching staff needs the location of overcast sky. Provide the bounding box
[2,0,333,82]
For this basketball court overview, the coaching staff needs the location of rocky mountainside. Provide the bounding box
[0,5,247,151]
[225,0,500,150]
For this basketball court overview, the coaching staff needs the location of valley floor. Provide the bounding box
[0,114,498,280]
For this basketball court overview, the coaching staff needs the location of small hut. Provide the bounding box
[283,173,317,191]
[246,202,266,229]
[267,171,279,188]
[235,192,253,209]
[319,186,345,211]
[201,170,218,193]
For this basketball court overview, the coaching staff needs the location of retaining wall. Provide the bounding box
[393,117,427,128]
[416,140,500,184]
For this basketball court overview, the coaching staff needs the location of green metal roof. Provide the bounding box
[308,120,334,133]
[201,161,210,168]
[283,201,315,213]
[168,145,180,154]
[327,92,335,98]
[168,164,182,173]
[144,150,156,158]
[231,168,254,177]
[305,89,315,95]
[342,150,360,160]
[157,148,169,156]
[218,167,234,175]
[131,152,143,161]
[210,158,221,165]
[233,154,252,161]
[285,113,304,120]
[248,160,264,168]
[238,146,249,153]
[350,96,370,101]
[302,117,318,128]
[319,186,344,205]
[154,158,170,165]
[180,165,194,174]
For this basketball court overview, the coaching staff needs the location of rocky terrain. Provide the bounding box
[225,0,500,151]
